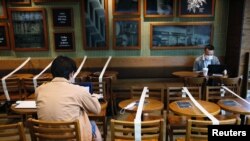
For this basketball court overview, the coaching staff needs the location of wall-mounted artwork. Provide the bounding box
[82,0,109,50]
[179,0,215,17]
[33,0,79,3]
[9,8,48,51]
[52,8,73,28]
[9,0,31,5]
[0,23,10,50]
[113,18,140,50]
[144,0,174,18]
[113,0,141,16]
[0,0,7,19]
[54,31,75,52]
[150,22,213,49]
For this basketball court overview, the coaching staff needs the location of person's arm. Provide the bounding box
[193,59,199,71]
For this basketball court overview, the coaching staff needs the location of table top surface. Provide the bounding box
[169,99,221,117]
[217,98,250,115]
[118,98,164,113]
[172,71,199,78]
[10,73,34,79]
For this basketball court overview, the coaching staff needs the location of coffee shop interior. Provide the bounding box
[1,0,250,140]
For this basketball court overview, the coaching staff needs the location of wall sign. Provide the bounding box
[52,8,73,28]
[54,32,75,51]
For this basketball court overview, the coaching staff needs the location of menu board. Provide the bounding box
[52,8,73,28]
[54,32,74,51]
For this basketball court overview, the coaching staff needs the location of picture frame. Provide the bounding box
[113,0,141,16]
[82,0,109,50]
[54,31,75,52]
[150,22,213,50]
[113,18,141,50]
[0,23,10,50]
[0,0,7,19]
[8,8,48,51]
[179,0,215,17]
[144,0,174,18]
[52,8,73,28]
[9,0,31,5]
[33,0,79,3]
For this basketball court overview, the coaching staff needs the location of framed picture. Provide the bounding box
[9,8,48,51]
[0,23,10,50]
[113,0,141,16]
[0,0,7,19]
[144,0,174,18]
[33,0,79,3]
[9,0,31,5]
[150,22,213,49]
[113,18,141,50]
[52,8,73,28]
[179,0,215,17]
[54,31,75,51]
[81,0,109,50]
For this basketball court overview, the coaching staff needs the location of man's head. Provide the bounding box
[51,56,77,79]
[204,44,215,60]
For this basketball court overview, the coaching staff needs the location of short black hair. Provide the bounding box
[51,56,77,79]
[204,44,215,51]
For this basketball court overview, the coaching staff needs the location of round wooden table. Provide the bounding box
[169,99,220,117]
[118,98,164,113]
[172,71,199,78]
[217,98,250,115]
[11,73,34,79]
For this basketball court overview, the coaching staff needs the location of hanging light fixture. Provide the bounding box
[187,0,207,13]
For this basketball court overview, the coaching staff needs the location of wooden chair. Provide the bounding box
[166,87,201,141]
[221,77,242,94]
[22,77,51,100]
[0,122,26,141]
[110,118,164,141]
[205,86,237,102]
[27,118,81,141]
[184,77,206,100]
[88,81,108,141]
[176,118,240,141]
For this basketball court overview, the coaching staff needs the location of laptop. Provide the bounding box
[208,64,227,76]
[76,82,93,94]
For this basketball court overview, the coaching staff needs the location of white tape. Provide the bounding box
[183,87,219,125]
[33,60,53,89]
[1,57,31,101]
[222,86,250,105]
[98,56,112,95]
[134,87,148,140]
[73,56,87,79]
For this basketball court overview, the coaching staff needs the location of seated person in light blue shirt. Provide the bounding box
[193,44,220,72]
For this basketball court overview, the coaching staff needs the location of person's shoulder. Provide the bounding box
[195,55,203,61]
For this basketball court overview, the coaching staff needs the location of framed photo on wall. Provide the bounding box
[179,0,215,17]
[113,0,141,16]
[113,18,141,50]
[150,22,213,49]
[9,8,48,51]
[0,23,10,50]
[81,0,109,50]
[52,8,73,28]
[0,0,7,19]
[54,31,75,52]
[144,0,174,18]
[9,0,31,5]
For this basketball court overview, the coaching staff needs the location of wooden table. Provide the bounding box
[217,98,250,115]
[169,99,220,117]
[118,98,164,113]
[172,71,199,78]
[11,73,34,79]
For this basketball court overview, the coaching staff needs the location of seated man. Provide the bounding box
[35,56,102,141]
[193,44,220,72]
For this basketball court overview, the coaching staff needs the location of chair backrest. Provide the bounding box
[130,86,164,102]
[166,87,201,113]
[184,77,206,87]
[91,81,107,99]
[22,77,51,95]
[27,118,81,141]
[110,119,164,141]
[0,77,22,102]
[205,86,236,102]
[0,122,26,141]
[221,77,242,94]
[186,118,240,141]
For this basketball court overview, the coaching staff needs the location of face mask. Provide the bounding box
[205,55,213,60]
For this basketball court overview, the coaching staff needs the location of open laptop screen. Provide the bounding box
[208,64,226,75]
[76,82,93,94]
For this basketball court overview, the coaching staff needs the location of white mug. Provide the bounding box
[202,68,208,76]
